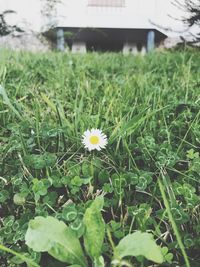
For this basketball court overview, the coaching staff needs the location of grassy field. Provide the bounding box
[0,49,200,267]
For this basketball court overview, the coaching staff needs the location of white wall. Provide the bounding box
[0,0,194,37]
[56,0,158,29]
[0,0,43,31]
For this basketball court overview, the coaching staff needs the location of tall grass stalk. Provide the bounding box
[158,172,191,267]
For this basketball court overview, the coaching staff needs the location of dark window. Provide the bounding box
[88,0,125,7]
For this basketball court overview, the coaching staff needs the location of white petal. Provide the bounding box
[82,128,107,151]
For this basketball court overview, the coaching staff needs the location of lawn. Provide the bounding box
[0,49,200,267]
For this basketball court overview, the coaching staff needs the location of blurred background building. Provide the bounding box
[45,0,167,53]
[0,0,198,52]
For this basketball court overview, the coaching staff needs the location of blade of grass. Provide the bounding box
[40,92,73,133]
[177,110,200,153]
[0,85,22,120]
[109,106,169,144]
[0,244,40,267]
[158,171,190,267]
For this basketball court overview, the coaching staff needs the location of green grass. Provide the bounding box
[0,49,200,267]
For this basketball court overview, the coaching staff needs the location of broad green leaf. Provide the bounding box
[83,196,105,259]
[94,256,105,267]
[25,216,87,267]
[115,231,163,264]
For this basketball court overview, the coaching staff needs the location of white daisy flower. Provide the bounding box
[82,128,108,151]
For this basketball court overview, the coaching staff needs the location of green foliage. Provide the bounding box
[83,196,105,260]
[13,193,26,205]
[25,216,87,266]
[161,247,173,264]
[0,49,200,266]
[32,178,51,202]
[115,231,163,264]
[24,153,57,170]
[0,244,40,267]
[24,200,165,266]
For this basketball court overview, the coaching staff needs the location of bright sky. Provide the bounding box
[0,0,196,36]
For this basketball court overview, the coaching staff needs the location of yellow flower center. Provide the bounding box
[89,135,99,145]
